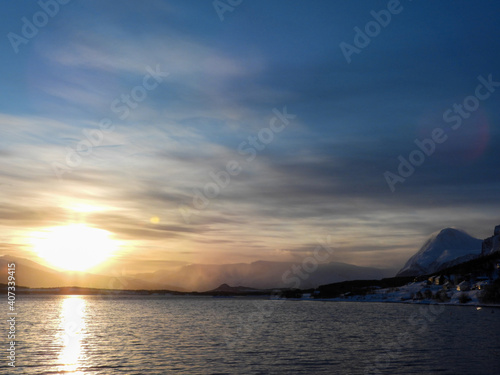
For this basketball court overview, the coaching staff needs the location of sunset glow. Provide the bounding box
[30,224,119,272]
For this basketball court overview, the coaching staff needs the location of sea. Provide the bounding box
[2,295,499,374]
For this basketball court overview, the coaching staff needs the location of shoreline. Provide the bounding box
[307,297,500,308]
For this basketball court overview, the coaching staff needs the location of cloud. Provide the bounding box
[1,1,500,274]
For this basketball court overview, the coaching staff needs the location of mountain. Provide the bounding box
[136,260,395,292]
[0,255,181,291]
[481,225,500,256]
[1,255,394,292]
[396,228,483,277]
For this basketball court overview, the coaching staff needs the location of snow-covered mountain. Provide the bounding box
[481,225,500,256]
[396,228,483,277]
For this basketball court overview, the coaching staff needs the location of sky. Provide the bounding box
[1,0,500,275]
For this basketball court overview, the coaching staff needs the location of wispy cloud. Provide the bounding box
[1,1,500,274]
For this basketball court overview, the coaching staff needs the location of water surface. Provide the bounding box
[2,295,499,374]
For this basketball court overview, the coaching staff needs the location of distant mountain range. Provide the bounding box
[9,225,496,291]
[146,225,498,289]
[134,260,395,291]
[0,255,395,292]
[396,228,483,277]
[0,255,181,291]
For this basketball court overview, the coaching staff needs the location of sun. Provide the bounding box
[29,224,119,272]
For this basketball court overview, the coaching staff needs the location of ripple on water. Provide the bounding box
[5,296,500,374]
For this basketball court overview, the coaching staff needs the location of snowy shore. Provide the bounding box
[311,281,500,308]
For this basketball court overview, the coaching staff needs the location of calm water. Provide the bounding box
[2,295,499,374]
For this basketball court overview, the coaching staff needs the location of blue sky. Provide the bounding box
[1,0,500,274]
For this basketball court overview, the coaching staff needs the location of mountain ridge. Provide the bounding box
[0,255,395,292]
[134,260,395,291]
[0,255,182,291]
[396,227,483,277]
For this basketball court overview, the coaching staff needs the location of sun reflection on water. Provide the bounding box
[57,296,87,374]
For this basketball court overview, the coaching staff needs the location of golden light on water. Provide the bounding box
[29,224,119,272]
[58,296,87,374]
